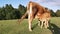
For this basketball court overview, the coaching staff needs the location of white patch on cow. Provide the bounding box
[30,3,32,14]
[28,3,32,21]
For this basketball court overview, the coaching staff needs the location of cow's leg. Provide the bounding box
[46,21,49,27]
[28,3,33,31]
[28,14,33,31]
[38,20,40,26]
[41,21,43,28]
[44,20,47,28]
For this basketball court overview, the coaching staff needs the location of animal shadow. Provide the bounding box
[32,23,38,30]
[31,21,60,34]
[48,23,60,34]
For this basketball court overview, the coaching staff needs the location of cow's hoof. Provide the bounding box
[29,29,32,31]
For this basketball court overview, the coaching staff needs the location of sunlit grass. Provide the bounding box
[0,17,60,34]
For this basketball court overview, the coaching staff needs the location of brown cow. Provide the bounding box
[18,1,51,31]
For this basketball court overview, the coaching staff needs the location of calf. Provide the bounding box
[36,12,51,28]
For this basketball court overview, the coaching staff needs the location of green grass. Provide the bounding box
[0,17,60,34]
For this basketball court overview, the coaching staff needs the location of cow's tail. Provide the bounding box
[18,11,28,23]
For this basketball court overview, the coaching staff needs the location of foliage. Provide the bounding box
[56,10,60,17]
[0,4,26,20]
[49,9,56,17]
[18,4,26,17]
[0,4,60,20]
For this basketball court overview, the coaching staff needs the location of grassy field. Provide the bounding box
[0,17,60,34]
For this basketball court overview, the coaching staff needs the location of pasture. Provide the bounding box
[0,17,60,34]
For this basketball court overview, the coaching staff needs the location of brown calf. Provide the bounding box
[36,12,51,28]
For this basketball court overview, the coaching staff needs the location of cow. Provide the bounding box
[18,1,51,31]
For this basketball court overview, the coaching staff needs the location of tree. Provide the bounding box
[50,9,56,17]
[0,7,6,20]
[10,9,21,19]
[56,10,60,17]
[0,4,26,20]
[18,4,26,17]
[5,4,15,19]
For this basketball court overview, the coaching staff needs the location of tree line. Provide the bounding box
[0,4,60,20]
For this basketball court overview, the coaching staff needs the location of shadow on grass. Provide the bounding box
[32,23,38,30]
[48,23,60,34]
[32,21,60,34]
[31,20,60,34]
